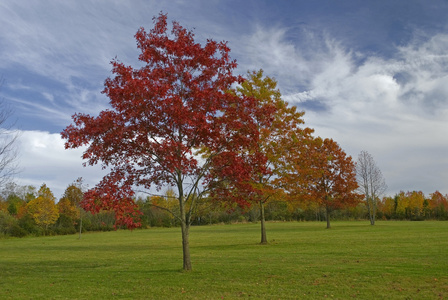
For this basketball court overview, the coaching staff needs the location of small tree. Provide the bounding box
[356,150,387,225]
[210,70,313,244]
[6,194,25,216]
[26,184,59,232]
[428,191,448,220]
[60,179,85,238]
[305,138,360,229]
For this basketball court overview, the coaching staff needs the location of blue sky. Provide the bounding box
[0,0,447,198]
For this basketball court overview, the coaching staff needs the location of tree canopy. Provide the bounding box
[26,184,59,231]
[61,13,263,270]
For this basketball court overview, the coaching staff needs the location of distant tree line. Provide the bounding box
[0,181,116,238]
[1,180,447,238]
[379,191,448,221]
[136,189,448,228]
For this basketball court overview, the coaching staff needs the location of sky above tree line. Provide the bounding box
[0,0,447,198]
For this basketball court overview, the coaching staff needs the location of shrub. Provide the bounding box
[9,224,27,237]
[18,214,41,236]
[0,211,16,236]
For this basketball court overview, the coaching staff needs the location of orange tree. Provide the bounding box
[303,138,360,229]
[429,191,448,219]
[61,13,262,271]
[57,197,79,220]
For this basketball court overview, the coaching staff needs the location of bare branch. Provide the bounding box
[356,150,387,225]
[0,78,20,188]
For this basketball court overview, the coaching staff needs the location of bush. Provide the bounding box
[0,211,17,236]
[82,211,115,231]
[53,227,77,235]
[9,224,27,237]
[18,214,41,236]
[55,214,76,231]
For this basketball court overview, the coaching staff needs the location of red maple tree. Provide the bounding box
[61,13,261,270]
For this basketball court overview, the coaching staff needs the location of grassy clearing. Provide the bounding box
[1,221,447,299]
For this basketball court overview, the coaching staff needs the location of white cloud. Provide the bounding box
[15,130,106,199]
[0,1,143,121]
[1,2,447,197]
[242,26,448,195]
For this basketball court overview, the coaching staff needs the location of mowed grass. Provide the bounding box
[1,221,447,299]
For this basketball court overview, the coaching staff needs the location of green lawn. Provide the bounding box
[1,221,447,299]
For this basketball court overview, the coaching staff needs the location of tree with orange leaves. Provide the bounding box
[304,138,360,228]
[428,191,448,219]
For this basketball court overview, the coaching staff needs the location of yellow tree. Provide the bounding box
[395,191,408,219]
[210,70,313,244]
[407,191,425,219]
[381,196,396,219]
[60,180,85,238]
[0,198,8,212]
[26,184,59,231]
[57,197,80,220]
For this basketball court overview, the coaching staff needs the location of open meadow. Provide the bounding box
[1,221,447,299]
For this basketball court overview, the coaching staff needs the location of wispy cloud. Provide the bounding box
[1,1,447,196]
[240,24,448,194]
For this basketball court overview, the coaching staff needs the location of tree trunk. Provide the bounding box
[178,182,192,271]
[367,197,375,225]
[325,206,331,229]
[260,200,267,244]
[78,217,83,239]
[180,221,192,271]
[366,196,372,224]
[370,206,375,225]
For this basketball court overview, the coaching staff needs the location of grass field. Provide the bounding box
[1,221,447,299]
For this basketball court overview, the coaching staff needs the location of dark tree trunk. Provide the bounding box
[367,197,375,225]
[370,199,376,225]
[178,178,192,271]
[180,221,192,271]
[260,200,267,244]
[78,217,83,239]
[325,206,331,229]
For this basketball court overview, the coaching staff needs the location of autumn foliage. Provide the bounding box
[62,14,260,225]
[301,137,360,228]
[208,70,315,243]
[61,13,264,270]
[26,184,59,231]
